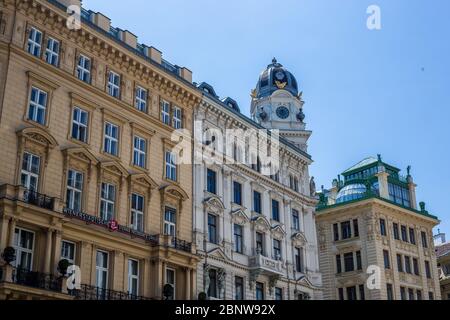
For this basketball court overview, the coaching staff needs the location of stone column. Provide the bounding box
[44,229,54,273]
[0,216,9,252]
[407,177,418,210]
[143,258,151,298]
[52,230,63,273]
[8,218,17,247]
[376,165,389,199]
[191,267,197,300]
[185,268,191,299]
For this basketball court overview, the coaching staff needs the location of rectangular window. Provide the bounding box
[333,223,339,241]
[61,240,76,265]
[295,247,303,273]
[166,268,176,300]
[273,239,281,260]
[405,256,412,274]
[413,258,420,276]
[131,193,144,232]
[272,199,280,222]
[275,287,283,301]
[172,106,182,129]
[128,259,139,296]
[380,219,387,236]
[165,151,177,181]
[135,86,147,113]
[338,288,344,301]
[409,228,416,245]
[428,292,434,300]
[359,285,365,301]
[253,191,262,214]
[160,100,170,125]
[417,290,422,300]
[346,286,357,301]
[353,219,359,237]
[13,228,34,271]
[133,136,147,168]
[256,232,264,255]
[21,152,40,192]
[383,250,391,269]
[27,27,42,57]
[344,252,354,272]
[234,224,243,253]
[28,87,48,125]
[292,209,300,231]
[336,254,342,274]
[235,276,244,300]
[401,225,408,242]
[386,284,394,300]
[107,71,121,98]
[341,221,352,240]
[208,269,218,298]
[425,261,431,279]
[356,251,362,270]
[208,214,218,244]
[408,288,415,301]
[67,169,83,212]
[45,37,59,66]
[77,54,91,83]
[255,282,264,300]
[206,169,217,194]
[104,122,119,156]
[393,223,400,240]
[400,287,406,300]
[233,181,242,205]
[421,231,428,248]
[164,208,176,236]
[95,250,109,290]
[397,254,403,273]
[71,107,89,143]
[100,183,115,221]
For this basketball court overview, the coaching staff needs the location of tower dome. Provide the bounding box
[254,58,299,99]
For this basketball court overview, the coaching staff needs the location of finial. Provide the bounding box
[272,57,277,64]
[377,154,382,162]
[407,165,411,176]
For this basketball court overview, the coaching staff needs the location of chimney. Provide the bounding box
[148,47,162,64]
[92,12,111,32]
[59,0,81,7]
[180,67,193,83]
[120,30,137,49]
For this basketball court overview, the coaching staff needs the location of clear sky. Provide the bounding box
[83,0,450,236]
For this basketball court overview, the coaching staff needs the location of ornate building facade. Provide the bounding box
[0,0,201,300]
[316,156,441,300]
[193,60,322,300]
[435,234,450,300]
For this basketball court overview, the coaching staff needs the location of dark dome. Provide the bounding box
[255,58,299,99]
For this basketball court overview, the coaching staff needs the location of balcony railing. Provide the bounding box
[12,268,62,292]
[171,237,192,253]
[23,189,55,210]
[249,254,285,276]
[70,284,151,300]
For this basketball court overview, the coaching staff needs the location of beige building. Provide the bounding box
[435,233,450,300]
[0,0,202,300]
[316,156,441,300]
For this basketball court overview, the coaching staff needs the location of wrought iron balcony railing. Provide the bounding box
[12,268,62,292]
[171,237,192,253]
[70,284,151,300]
[23,189,55,210]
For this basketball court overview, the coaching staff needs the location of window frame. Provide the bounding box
[135,86,148,113]
[234,224,243,254]
[165,151,178,182]
[71,107,89,143]
[45,37,60,67]
[107,70,121,98]
[100,182,116,221]
[127,258,139,297]
[66,169,84,213]
[27,27,42,57]
[28,86,48,126]
[130,193,145,232]
[21,152,41,192]
[132,135,147,169]
[61,240,76,265]
[13,227,35,271]
[77,54,92,84]
[164,207,177,236]
[103,122,120,156]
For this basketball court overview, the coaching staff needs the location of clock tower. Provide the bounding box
[250,58,311,152]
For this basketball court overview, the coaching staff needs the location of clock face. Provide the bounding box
[276,106,290,119]
[275,71,285,81]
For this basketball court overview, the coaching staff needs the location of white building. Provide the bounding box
[192,59,322,300]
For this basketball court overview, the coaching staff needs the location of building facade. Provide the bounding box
[316,156,441,300]
[0,0,202,300]
[193,60,322,300]
[435,234,450,300]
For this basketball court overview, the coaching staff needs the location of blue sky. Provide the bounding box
[83,0,450,236]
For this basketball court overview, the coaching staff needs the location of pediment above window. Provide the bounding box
[129,173,158,190]
[271,224,286,240]
[98,161,129,178]
[160,184,189,201]
[17,127,58,149]
[63,147,99,165]
[230,209,249,226]
[252,215,271,233]
[292,232,307,247]
[203,195,225,214]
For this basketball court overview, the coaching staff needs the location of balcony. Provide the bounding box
[23,189,55,211]
[249,254,285,276]
[70,284,152,300]
[12,268,62,292]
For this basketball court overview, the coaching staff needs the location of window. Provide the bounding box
[413,258,420,276]
[275,287,283,300]
[341,221,352,240]
[344,252,354,272]
[172,106,182,129]
[417,290,422,300]
[353,219,359,237]
[356,251,362,270]
[165,151,177,181]
[107,71,121,98]
[333,223,339,241]
[255,282,264,300]
[388,183,410,207]
[253,191,262,214]
[133,136,147,168]
[166,268,176,300]
[397,254,403,273]
[164,208,176,236]
[409,228,416,245]
[386,284,394,300]
[235,276,244,300]
[66,169,83,212]
[27,27,42,57]
[292,209,300,231]
[71,107,89,143]
[338,288,344,301]
[401,225,408,242]
[45,37,59,66]
[400,287,406,300]
[208,269,218,298]
[131,193,144,232]
[393,223,400,240]
[256,232,264,255]
[428,292,434,300]
[233,181,242,205]
[272,199,280,222]
[21,152,40,191]
[295,247,303,273]
[77,54,91,83]
[383,250,391,269]
[421,231,428,248]
[104,122,119,156]
[206,169,217,194]
[161,100,170,125]
[28,87,48,125]
[234,224,243,253]
[346,286,357,300]
[95,251,109,290]
[61,240,76,265]
[380,219,387,236]
[359,285,365,301]
[135,87,147,112]
[208,214,218,244]
[336,255,342,274]
[128,259,139,296]
[425,261,431,279]
[289,175,299,192]
[408,288,415,301]
[13,228,34,270]
[100,183,115,221]
[405,256,412,274]
[273,239,281,260]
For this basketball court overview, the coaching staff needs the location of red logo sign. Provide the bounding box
[108,220,119,231]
